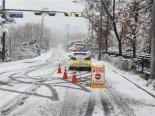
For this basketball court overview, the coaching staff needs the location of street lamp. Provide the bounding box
[98,0,103,61]
[65,24,70,40]
[150,0,155,80]
[39,8,48,50]
[73,0,102,60]
[72,0,94,50]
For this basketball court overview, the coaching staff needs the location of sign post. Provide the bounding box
[91,65,106,88]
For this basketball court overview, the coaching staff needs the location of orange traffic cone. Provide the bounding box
[57,63,62,74]
[62,67,68,80]
[71,70,77,84]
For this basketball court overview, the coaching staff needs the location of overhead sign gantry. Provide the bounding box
[3,9,84,18]
[0,6,84,61]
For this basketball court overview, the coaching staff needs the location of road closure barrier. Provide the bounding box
[57,63,62,74]
[62,67,68,80]
[71,70,77,84]
[91,65,106,88]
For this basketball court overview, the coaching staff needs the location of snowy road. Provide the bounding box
[0,49,155,116]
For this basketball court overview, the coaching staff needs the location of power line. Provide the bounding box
[14,0,34,9]
[24,0,74,11]
[5,8,82,14]
[24,0,53,10]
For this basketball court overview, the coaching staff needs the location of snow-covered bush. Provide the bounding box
[11,43,40,61]
[4,23,51,61]
[102,54,133,71]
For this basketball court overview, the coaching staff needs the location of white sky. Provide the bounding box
[1,0,89,39]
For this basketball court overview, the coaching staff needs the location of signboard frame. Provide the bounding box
[7,12,23,18]
[91,65,106,88]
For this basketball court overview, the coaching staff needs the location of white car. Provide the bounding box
[68,52,91,71]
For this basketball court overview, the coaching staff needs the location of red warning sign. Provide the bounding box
[95,74,101,80]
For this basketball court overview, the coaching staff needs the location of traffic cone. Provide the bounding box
[71,70,77,84]
[62,67,68,80]
[57,63,62,74]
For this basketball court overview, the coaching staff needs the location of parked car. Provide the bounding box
[68,52,91,71]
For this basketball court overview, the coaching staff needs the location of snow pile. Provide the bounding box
[0,49,53,73]
[102,54,133,71]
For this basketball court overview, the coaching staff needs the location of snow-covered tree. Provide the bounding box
[85,0,152,56]
[6,23,51,60]
[0,15,14,61]
[84,0,113,52]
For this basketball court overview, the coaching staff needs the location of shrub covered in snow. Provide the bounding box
[11,42,41,61]
[102,54,133,71]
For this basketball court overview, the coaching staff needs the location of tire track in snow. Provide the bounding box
[0,85,41,116]
[0,81,13,86]
[84,90,112,116]
[84,98,95,116]
[84,90,96,116]
[0,61,58,116]
[59,79,91,92]
[43,84,59,100]
[106,87,136,116]
[60,88,77,116]
[1,72,89,115]
[0,50,90,116]
[100,97,111,116]
[0,71,9,76]
[99,90,115,116]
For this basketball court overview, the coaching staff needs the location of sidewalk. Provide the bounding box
[92,59,155,98]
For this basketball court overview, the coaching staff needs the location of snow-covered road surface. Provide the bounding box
[0,48,155,116]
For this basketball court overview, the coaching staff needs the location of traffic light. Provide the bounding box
[48,11,56,16]
[74,12,83,17]
[64,12,72,17]
[34,11,42,15]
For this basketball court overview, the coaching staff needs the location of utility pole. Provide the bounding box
[91,8,94,42]
[150,0,155,80]
[40,14,44,48]
[1,0,6,62]
[98,0,103,61]
[77,26,78,39]
[66,24,70,40]
[9,34,12,56]
[39,7,48,50]
[105,15,109,53]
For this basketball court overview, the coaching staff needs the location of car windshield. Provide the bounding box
[73,53,88,58]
